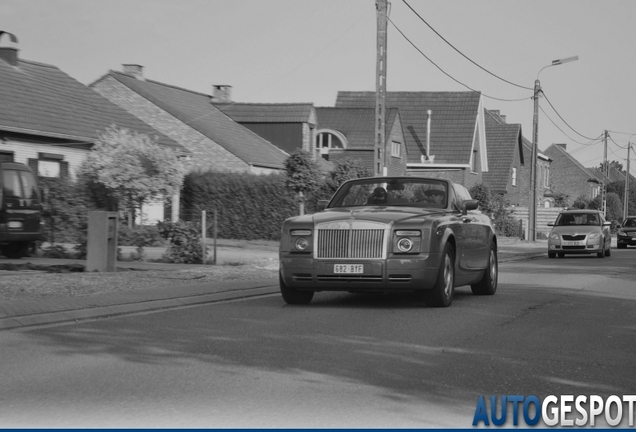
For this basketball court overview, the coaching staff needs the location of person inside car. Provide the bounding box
[368,187,388,205]
[424,189,445,207]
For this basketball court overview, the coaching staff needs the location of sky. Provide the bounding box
[2,0,636,177]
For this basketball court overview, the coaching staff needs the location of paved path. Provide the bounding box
[0,240,548,331]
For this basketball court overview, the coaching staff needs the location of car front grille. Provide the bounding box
[316,229,385,258]
[562,234,586,241]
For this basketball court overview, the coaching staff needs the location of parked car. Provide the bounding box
[616,216,636,249]
[279,176,498,307]
[0,162,43,258]
[547,209,612,258]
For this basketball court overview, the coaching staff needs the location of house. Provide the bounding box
[212,96,317,158]
[0,32,186,223]
[544,144,600,204]
[482,109,525,204]
[335,91,488,188]
[313,107,407,176]
[90,65,288,175]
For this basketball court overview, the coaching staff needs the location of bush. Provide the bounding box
[157,220,206,264]
[469,183,519,237]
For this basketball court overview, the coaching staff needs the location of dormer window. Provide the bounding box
[315,130,346,161]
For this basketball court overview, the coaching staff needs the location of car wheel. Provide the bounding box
[548,252,556,258]
[279,273,314,305]
[618,243,626,249]
[0,242,29,259]
[426,244,455,307]
[471,244,498,296]
[597,241,605,258]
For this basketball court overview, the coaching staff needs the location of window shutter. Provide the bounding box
[60,161,69,178]
[27,158,38,178]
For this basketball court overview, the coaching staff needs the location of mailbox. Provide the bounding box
[86,211,118,272]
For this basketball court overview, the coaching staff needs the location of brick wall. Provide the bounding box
[91,76,250,174]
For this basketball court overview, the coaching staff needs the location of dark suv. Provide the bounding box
[0,162,43,258]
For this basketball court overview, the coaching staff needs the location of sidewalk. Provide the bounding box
[0,239,548,331]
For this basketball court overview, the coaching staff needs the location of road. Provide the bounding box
[1,250,635,428]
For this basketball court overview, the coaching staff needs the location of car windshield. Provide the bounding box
[623,218,636,227]
[555,213,600,226]
[329,178,448,209]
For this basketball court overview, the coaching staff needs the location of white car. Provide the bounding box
[547,209,612,258]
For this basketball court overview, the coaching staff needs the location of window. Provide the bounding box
[511,168,517,186]
[470,150,477,172]
[315,131,345,161]
[544,166,550,187]
[28,153,69,179]
[391,141,401,158]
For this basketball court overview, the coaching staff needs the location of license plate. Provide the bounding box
[334,264,363,274]
[7,221,22,229]
[563,241,584,246]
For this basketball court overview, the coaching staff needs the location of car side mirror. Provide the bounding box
[463,199,478,215]
[547,222,554,226]
[317,200,329,211]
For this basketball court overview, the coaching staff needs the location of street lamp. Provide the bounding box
[529,55,579,242]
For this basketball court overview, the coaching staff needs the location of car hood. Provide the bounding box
[299,207,446,226]
[619,226,636,233]
[551,225,603,235]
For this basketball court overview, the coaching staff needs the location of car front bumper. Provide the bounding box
[280,252,444,292]
[548,238,604,254]
[617,235,636,246]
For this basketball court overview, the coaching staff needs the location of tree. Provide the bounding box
[599,160,624,173]
[588,192,623,223]
[552,191,569,208]
[79,125,185,228]
[284,149,322,215]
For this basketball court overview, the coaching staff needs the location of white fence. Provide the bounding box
[512,207,564,240]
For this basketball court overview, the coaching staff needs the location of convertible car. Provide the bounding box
[279,176,498,307]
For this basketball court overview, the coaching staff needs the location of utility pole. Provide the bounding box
[529,79,540,242]
[374,0,388,177]
[602,130,608,216]
[625,142,631,220]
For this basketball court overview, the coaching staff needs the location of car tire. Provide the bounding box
[279,273,314,305]
[0,242,29,259]
[548,252,556,258]
[426,244,455,307]
[471,244,498,296]
[617,243,626,249]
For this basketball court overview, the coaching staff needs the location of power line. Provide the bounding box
[401,0,533,91]
[388,17,531,102]
[540,91,598,141]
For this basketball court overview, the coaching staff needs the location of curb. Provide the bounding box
[0,285,279,331]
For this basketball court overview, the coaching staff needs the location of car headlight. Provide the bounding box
[617,229,626,236]
[295,237,309,251]
[290,229,312,253]
[396,238,413,252]
[588,232,601,239]
[549,232,560,240]
[393,230,421,254]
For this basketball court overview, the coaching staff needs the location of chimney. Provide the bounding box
[0,31,19,66]
[211,85,232,103]
[556,143,567,150]
[122,64,144,80]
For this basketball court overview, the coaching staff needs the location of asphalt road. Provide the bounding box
[1,250,635,428]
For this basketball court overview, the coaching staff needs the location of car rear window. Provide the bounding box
[2,169,38,200]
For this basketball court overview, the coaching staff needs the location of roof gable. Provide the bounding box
[336,91,482,164]
[314,107,399,150]
[108,71,288,168]
[0,58,183,150]
[482,109,523,193]
[214,103,316,125]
